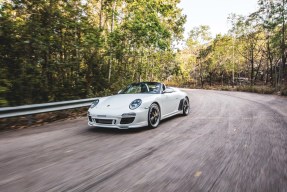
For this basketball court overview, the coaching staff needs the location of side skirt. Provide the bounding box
[161,110,182,120]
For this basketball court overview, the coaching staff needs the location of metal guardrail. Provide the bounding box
[0,98,98,119]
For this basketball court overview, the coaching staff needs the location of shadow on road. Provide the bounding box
[85,126,149,134]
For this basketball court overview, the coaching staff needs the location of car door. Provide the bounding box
[160,88,179,116]
[166,88,180,113]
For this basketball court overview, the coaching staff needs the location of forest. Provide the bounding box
[0,0,287,107]
[176,0,287,92]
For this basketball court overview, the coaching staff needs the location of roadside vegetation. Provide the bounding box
[173,0,287,96]
[0,0,287,108]
[0,107,88,130]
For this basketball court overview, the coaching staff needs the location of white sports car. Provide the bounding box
[88,82,189,129]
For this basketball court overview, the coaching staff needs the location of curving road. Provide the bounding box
[0,89,287,192]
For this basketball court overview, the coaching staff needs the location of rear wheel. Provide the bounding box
[182,98,190,116]
[148,103,161,128]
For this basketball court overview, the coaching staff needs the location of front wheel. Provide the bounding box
[148,103,161,128]
[182,98,190,116]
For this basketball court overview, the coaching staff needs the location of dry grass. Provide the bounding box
[236,86,277,94]
[281,88,287,96]
[0,107,88,131]
[167,81,286,96]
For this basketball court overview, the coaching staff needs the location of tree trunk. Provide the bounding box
[281,0,286,80]
[251,51,254,86]
[108,0,116,83]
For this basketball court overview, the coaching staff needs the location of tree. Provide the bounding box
[0,0,186,106]
[229,14,265,85]
[186,25,212,87]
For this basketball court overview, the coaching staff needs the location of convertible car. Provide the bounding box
[88,82,189,129]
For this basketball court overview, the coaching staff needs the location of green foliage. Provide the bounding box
[179,0,287,90]
[0,0,186,106]
[0,86,8,106]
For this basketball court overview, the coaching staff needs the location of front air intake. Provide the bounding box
[120,117,135,124]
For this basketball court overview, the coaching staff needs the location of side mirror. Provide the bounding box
[163,89,173,94]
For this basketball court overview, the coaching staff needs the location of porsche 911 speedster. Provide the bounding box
[88,82,189,129]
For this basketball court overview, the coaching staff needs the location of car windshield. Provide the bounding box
[120,82,161,94]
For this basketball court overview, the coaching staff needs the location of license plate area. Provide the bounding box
[94,119,115,124]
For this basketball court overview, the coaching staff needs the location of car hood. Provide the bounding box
[95,94,157,110]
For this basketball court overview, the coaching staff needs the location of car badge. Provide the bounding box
[106,105,110,107]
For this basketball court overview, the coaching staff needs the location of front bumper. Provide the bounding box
[88,108,148,129]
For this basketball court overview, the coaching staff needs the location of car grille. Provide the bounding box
[89,116,135,125]
[120,117,135,124]
[96,119,114,124]
[89,116,115,124]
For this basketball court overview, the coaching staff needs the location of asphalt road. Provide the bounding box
[0,89,287,192]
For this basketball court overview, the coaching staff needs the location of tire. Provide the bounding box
[148,103,161,128]
[182,98,190,116]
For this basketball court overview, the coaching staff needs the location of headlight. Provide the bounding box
[90,99,99,109]
[129,99,142,110]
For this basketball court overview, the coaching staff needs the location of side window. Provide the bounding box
[162,84,166,93]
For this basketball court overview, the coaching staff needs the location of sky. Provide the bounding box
[178,0,259,39]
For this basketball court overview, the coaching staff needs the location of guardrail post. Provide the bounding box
[28,115,35,126]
